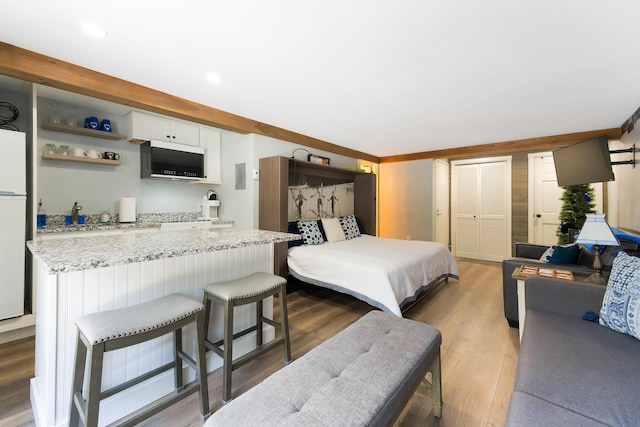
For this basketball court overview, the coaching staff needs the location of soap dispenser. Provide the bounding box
[37,199,46,229]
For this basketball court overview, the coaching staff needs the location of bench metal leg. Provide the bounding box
[430,351,442,418]
[420,350,443,419]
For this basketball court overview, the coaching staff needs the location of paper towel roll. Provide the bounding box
[119,197,136,223]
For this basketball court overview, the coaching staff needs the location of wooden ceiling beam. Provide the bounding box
[379,128,623,163]
[0,42,380,163]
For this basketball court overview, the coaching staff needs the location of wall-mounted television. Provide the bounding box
[552,136,615,186]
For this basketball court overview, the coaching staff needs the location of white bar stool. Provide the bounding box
[69,293,210,427]
[203,272,292,403]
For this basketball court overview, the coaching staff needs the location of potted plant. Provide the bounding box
[557,184,596,244]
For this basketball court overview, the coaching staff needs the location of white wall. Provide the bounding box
[379,159,434,241]
[36,98,206,216]
[608,132,640,232]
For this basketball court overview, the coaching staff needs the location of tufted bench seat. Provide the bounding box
[204,310,442,427]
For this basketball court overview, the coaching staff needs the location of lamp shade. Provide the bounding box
[575,214,620,246]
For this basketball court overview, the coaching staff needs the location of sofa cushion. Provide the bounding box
[515,310,640,426]
[600,252,640,340]
[505,392,607,426]
[545,243,580,264]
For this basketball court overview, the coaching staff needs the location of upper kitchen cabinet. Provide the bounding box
[199,127,221,184]
[128,111,200,146]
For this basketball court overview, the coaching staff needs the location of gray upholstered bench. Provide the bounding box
[205,310,442,427]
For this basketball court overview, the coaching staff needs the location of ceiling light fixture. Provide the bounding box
[206,73,221,85]
[81,22,107,38]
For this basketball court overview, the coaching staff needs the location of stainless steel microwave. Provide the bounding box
[140,140,205,181]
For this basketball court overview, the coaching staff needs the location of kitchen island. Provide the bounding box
[27,228,300,427]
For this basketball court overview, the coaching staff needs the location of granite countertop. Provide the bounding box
[28,228,300,274]
[37,219,235,233]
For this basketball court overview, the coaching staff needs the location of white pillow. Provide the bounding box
[321,218,346,243]
[539,246,554,261]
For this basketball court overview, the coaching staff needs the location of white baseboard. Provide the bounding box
[0,314,35,344]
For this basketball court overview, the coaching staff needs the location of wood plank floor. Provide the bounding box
[0,258,519,427]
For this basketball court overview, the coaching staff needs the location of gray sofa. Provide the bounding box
[502,242,630,328]
[505,277,640,426]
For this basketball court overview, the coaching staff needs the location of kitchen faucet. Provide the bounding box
[71,201,83,225]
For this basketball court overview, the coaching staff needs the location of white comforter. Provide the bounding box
[287,235,458,316]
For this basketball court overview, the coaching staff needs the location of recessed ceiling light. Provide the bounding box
[206,73,221,85]
[82,22,107,38]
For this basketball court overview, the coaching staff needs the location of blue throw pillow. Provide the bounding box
[287,221,304,248]
[599,252,640,340]
[339,215,361,240]
[546,243,579,264]
[297,220,325,245]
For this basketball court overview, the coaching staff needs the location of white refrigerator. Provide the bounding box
[0,129,26,320]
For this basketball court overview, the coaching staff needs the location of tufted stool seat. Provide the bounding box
[69,293,210,427]
[203,272,291,403]
[204,310,442,427]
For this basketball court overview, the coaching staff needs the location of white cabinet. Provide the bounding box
[129,111,200,146]
[199,127,221,184]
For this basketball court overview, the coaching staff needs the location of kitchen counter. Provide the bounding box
[28,228,299,274]
[28,227,300,427]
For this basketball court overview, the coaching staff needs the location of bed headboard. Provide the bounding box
[259,156,376,277]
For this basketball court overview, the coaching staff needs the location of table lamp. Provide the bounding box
[575,214,619,285]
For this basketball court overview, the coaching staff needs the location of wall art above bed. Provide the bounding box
[288,174,355,221]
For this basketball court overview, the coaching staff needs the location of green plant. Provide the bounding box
[557,184,596,244]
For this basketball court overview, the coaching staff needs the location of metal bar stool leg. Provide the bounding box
[279,284,292,363]
[222,300,234,403]
[194,310,210,418]
[69,334,88,427]
[84,342,105,427]
[173,328,184,392]
[256,299,263,347]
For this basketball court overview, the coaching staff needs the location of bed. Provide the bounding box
[287,228,459,316]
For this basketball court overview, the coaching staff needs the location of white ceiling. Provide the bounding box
[2,1,640,157]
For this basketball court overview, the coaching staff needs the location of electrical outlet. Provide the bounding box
[253,169,260,180]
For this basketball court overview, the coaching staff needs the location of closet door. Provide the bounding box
[479,161,509,261]
[451,157,512,261]
[453,164,480,259]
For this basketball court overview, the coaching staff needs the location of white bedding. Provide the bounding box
[287,235,458,316]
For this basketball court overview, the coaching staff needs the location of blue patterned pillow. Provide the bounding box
[297,220,325,245]
[599,252,640,340]
[339,215,361,240]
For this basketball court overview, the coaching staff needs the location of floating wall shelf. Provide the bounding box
[42,122,125,141]
[42,153,122,166]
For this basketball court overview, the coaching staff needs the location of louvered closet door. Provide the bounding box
[478,161,508,261]
[451,157,512,262]
[453,164,480,259]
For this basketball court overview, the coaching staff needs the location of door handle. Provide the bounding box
[536,214,541,218]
